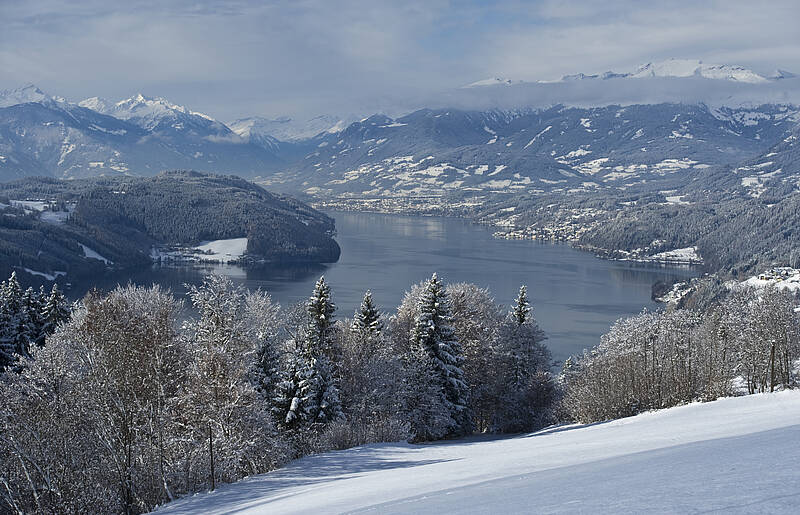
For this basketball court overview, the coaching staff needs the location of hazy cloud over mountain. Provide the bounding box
[1,0,799,120]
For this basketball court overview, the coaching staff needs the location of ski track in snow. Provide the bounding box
[153,391,800,514]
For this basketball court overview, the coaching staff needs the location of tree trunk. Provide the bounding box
[209,425,215,491]
[769,341,776,393]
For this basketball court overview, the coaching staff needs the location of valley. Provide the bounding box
[3,4,800,513]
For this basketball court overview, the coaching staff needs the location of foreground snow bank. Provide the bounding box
[154,391,800,514]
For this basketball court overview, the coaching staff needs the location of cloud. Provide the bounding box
[204,133,246,144]
[1,0,798,120]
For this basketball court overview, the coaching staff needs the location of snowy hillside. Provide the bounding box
[271,103,799,197]
[154,391,800,514]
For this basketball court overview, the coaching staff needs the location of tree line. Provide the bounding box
[561,286,800,422]
[0,271,70,371]
[1,269,797,513]
[0,273,553,514]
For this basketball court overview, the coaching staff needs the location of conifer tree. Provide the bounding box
[19,287,42,354]
[305,276,337,359]
[272,352,305,429]
[274,277,343,430]
[504,285,548,384]
[352,290,382,336]
[0,272,25,370]
[512,285,531,326]
[411,273,470,436]
[494,285,553,432]
[40,284,70,343]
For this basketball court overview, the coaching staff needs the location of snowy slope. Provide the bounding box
[0,84,63,107]
[275,103,798,197]
[154,391,800,514]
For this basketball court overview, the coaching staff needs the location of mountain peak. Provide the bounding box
[464,59,779,90]
[552,58,773,84]
[77,96,111,112]
[98,93,217,127]
[629,58,769,83]
[0,83,61,108]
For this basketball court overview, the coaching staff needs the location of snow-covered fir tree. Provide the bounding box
[493,285,554,432]
[338,292,409,442]
[504,285,548,385]
[512,285,531,327]
[411,273,470,437]
[0,273,69,371]
[20,287,42,353]
[274,277,344,431]
[0,272,24,370]
[352,290,383,336]
[40,283,70,342]
[247,289,283,405]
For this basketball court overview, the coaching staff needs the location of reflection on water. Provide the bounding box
[66,211,697,364]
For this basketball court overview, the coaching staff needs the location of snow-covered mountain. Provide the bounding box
[266,103,800,198]
[229,115,349,143]
[626,59,768,83]
[559,58,773,84]
[0,84,65,108]
[466,59,780,87]
[153,391,800,514]
[771,69,797,80]
[0,85,287,180]
[446,60,800,120]
[80,93,225,133]
[2,72,799,196]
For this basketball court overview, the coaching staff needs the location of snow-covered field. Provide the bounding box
[151,238,248,264]
[154,391,800,514]
[646,246,703,264]
[194,238,248,263]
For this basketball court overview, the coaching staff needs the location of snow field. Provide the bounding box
[154,390,800,514]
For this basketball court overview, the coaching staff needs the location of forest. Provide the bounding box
[0,172,340,284]
[483,183,800,277]
[0,270,797,514]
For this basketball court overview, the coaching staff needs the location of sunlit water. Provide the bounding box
[72,211,697,363]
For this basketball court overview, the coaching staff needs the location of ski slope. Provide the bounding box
[154,391,800,514]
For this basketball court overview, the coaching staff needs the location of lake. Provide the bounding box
[77,211,697,363]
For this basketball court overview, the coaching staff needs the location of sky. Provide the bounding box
[2,0,800,121]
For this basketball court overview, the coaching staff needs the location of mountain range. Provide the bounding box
[264,103,799,198]
[1,59,799,199]
[465,59,791,87]
[0,86,288,180]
